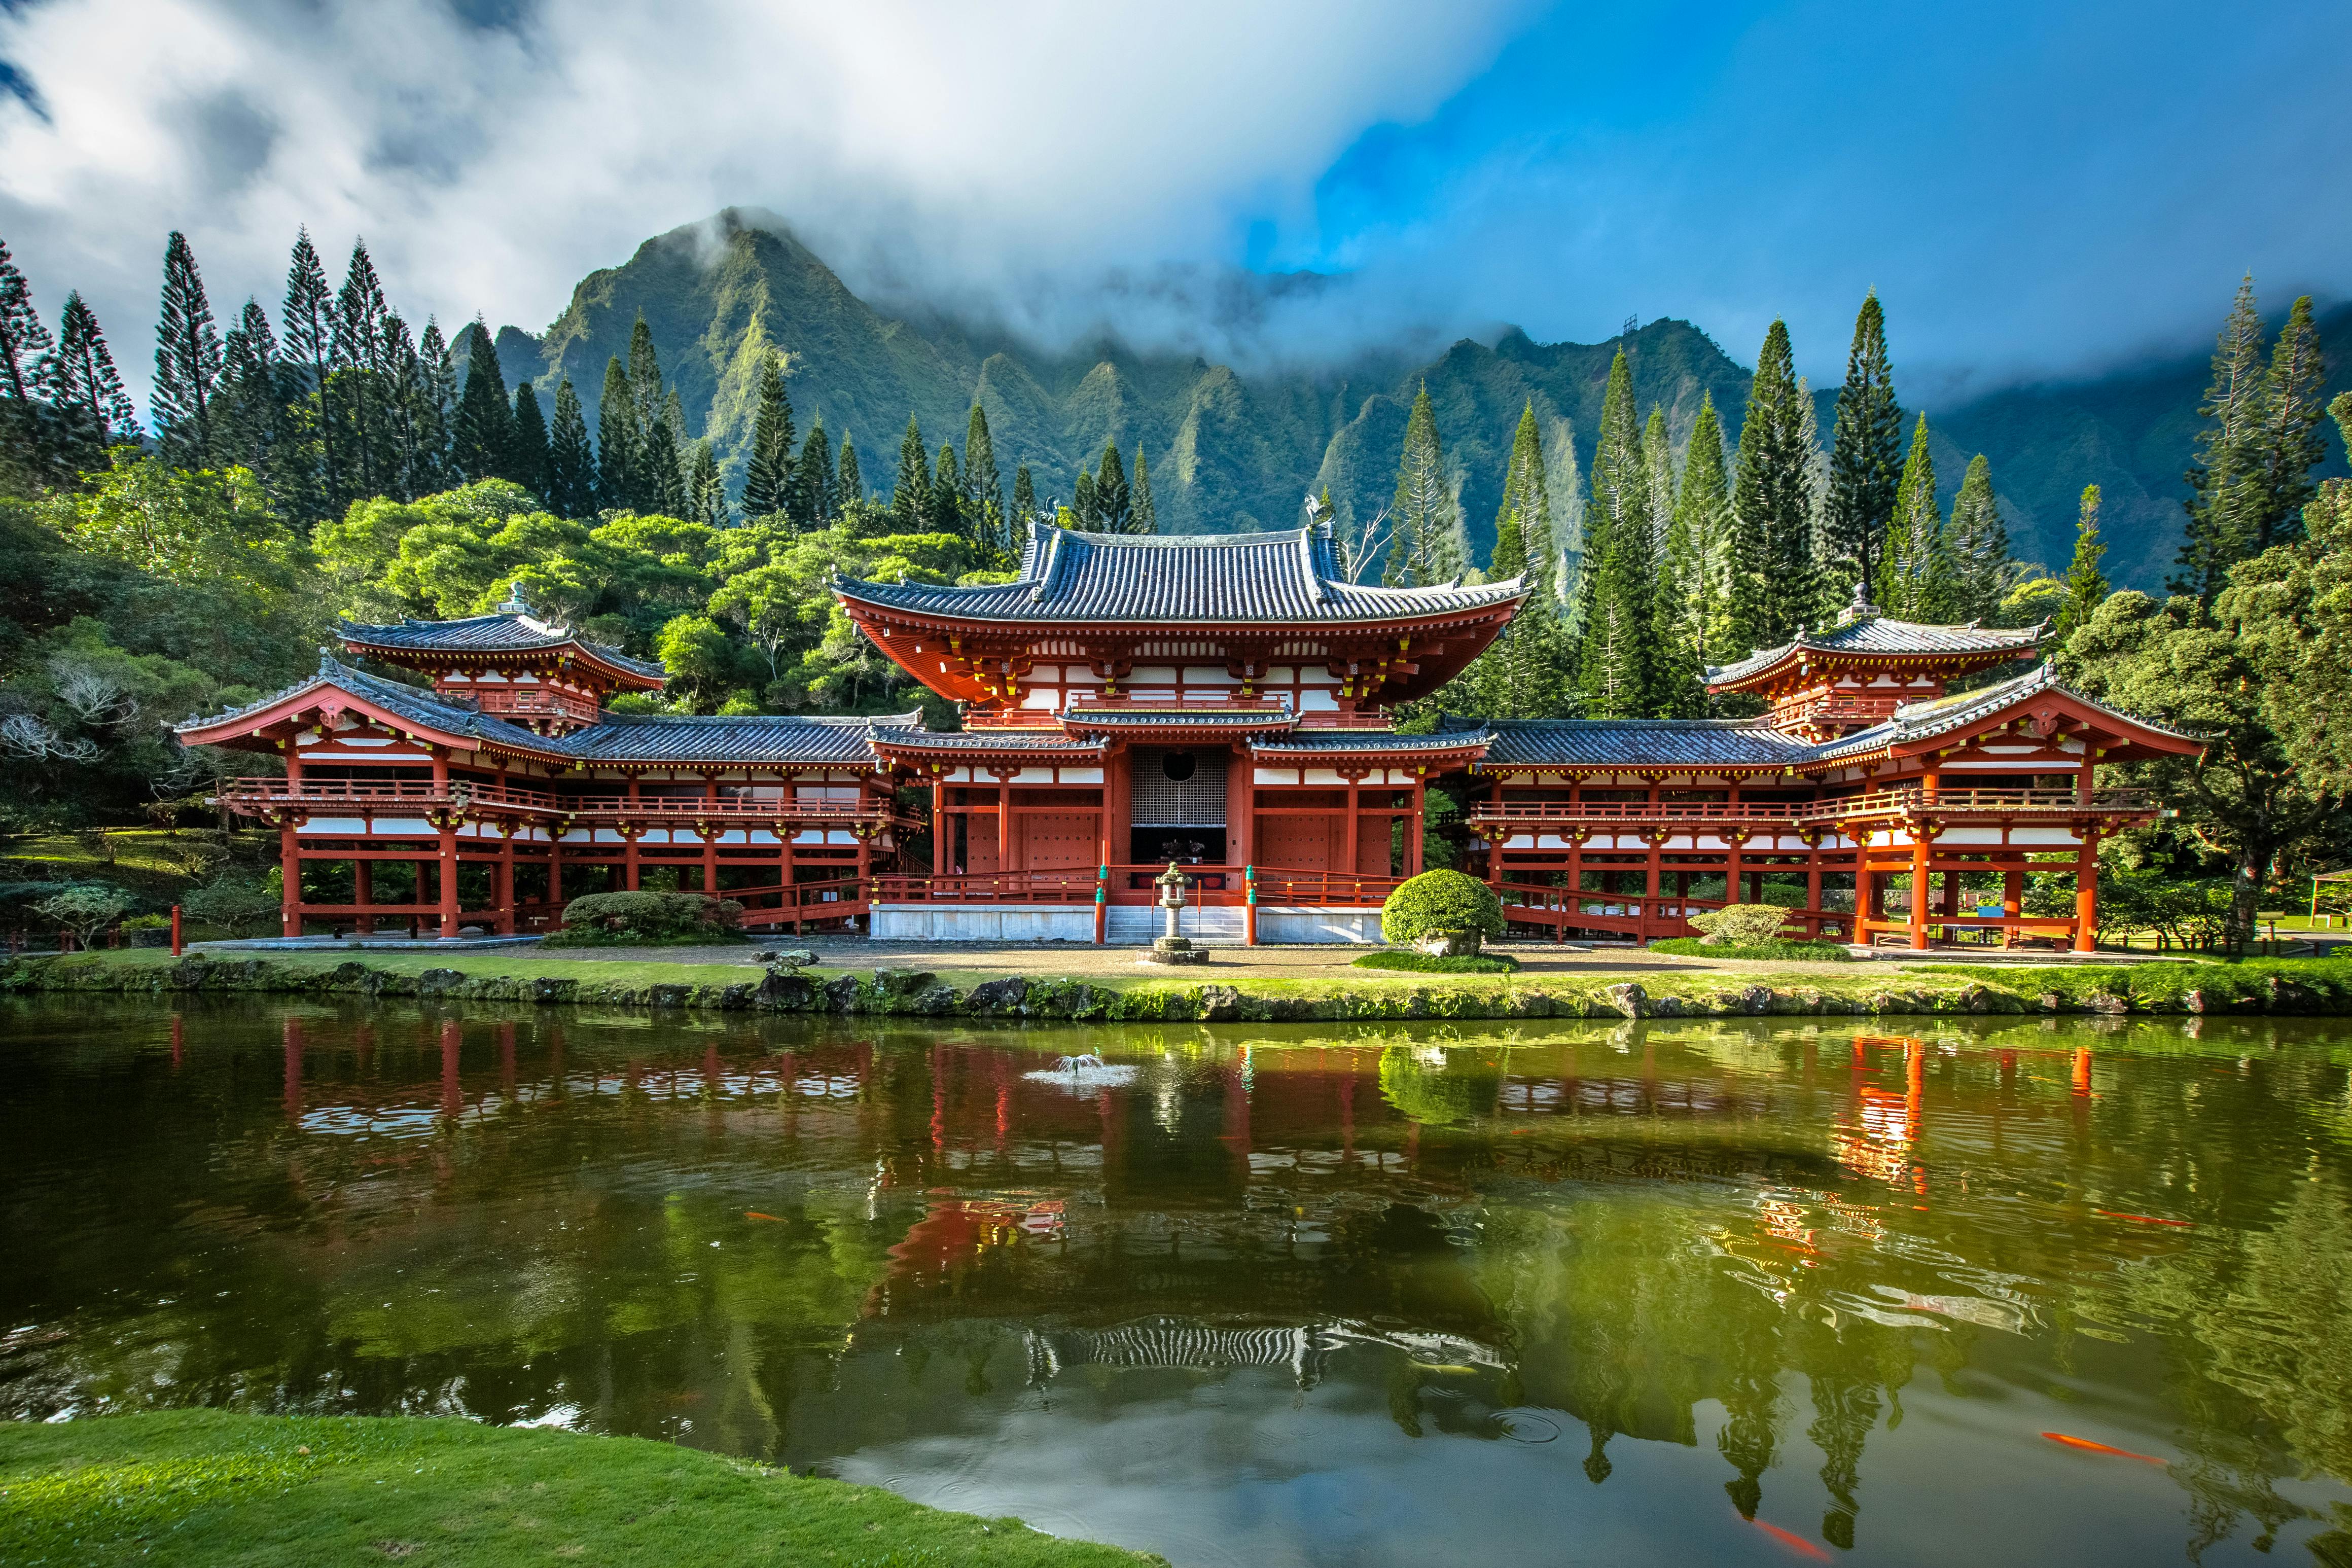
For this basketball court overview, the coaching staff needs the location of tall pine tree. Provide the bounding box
[333,241,390,497]
[644,411,687,517]
[1011,462,1037,555]
[1822,291,1904,598]
[0,235,54,405]
[1464,403,1572,717]
[835,435,862,511]
[450,321,513,484]
[596,356,636,510]
[893,415,931,531]
[2173,275,2269,602]
[931,442,963,536]
[152,231,223,469]
[510,381,550,502]
[1662,393,1730,676]
[546,378,595,519]
[1072,469,1098,526]
[1094,439,1133,532]
[688,439,728,527]
[42,290,139,443]
[1726,320,1818,656]
[216,298,284,485]
[795,418,834,524]
[1130,446,1157,536]
[279,229,338,512]
[2250,294,2328,551]
[740,353,796,521]
[414,319,455,495]
[1577,351,1661,717]
[1386,382,1464,586]
[2057,484,2108,642]
[965,403,1004,553]
[1877,412,1949,619]
[1944,453,2009,621]
[1644,407,1703,717]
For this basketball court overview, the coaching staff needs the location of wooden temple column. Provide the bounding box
[1226,743,1255,872]
[547,833,563,911]
[354,859,374,935]
[625,774,643,889]
[1724,831,1743,913]
[495,826,516,934]
[2074,828,2101,952]
[1343,776,1360,876]
[933,775,950,877]
[279,815,302,938]
[1907,826,1932,950]
[701,773,721,897]
[997,772,1013,873]
[1409,775,1426,876]
[436,814,462,940]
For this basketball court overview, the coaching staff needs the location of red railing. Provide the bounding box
[873,869,1106,903]
[1770,693,1904,727]
[219,778,913,827]
[1470,786,2153,829]
[723,878,869,929]
[465,687,601,724]
[1492,884,1854,942]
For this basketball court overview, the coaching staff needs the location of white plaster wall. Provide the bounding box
[1257,908,1384,943]
[870,904,1095,942]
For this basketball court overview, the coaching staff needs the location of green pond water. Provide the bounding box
[6,1000,2352,1567]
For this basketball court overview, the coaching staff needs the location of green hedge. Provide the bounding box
[544,890,746,947]
[1650,937,1853,961]
[1353,949,1521,974]
[1380,870,1505,945]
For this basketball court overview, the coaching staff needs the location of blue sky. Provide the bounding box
[0,0,2342,393]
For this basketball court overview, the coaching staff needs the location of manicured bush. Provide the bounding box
[1353,949,1520,974]
[1687,902,1794,945]
[180,875,280,936]
[34,886,131,946]
[1380,870,1505,947]
[1649,936,1853,961]
[544,890,746,946]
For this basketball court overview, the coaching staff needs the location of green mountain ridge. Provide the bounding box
[493,210,2350,590]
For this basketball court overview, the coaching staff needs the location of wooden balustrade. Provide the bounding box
[1470,786,2151,828]
[218,777,913,826]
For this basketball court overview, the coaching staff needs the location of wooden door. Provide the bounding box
[1020,812,1099,871]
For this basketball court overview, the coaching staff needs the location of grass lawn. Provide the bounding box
[0,1409,1161,1567]
[46,946,776,989]
[1,830,273,904]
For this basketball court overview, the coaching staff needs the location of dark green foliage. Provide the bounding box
[836,434,862,508]
[595,354,635,509]
[545,377,595,518]
[1011,462,1036,553]
[2252,294,2329,551]
[330,242,391,499]
[2057,484,2108,640]
[1726,320,1818,656]
[1457,402,1573,719]
[545,889,746,945]
[931,441,963,537]
[1648,937,1852,961]
[509,381,549,501]
[0,235,54,405]
[1944,452,2009,621]
[181,874,280,937]
[1877,412,1951,618]
[1579,352,1660,716]
[642,406,687,516]
[1130,445,1156,536]
[1092,439,1132,532]
[213,300,286,494]
[1823,291,1904,598]
[278,230,337,512]
[688,439,727,527]
[965,403,1005,556]
[150,231,222,468]
[40,291,139,448]
[1353,949,1521,974]
[1663,391,1731,679]
[1072,468,1097,526]
[450,322,512,484]
[1386,382,1462,586]
[1380,869,1506,944]
[893,415,931,531]
[795,418,834,524]
[740,353,795,521]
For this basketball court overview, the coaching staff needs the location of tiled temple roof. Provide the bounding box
[835,526,1526,625]
[1705,614,2044,687]
[341,610,668,682]
[1477,719,1815,769]
[868,728,1107,755]
[1810,663,2195,759]
[1252,728,1496,756]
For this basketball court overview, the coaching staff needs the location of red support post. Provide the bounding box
[170,904,183,956]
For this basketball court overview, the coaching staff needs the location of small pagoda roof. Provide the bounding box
[834,526,1526,626]
[340,607,667,688]
[1811,663,2199,761]
[1477,718,1816,771]
[177,657,569,756]
[868,727,1108,759]
[1251,727,1496,758]
[1704,611,2044,690]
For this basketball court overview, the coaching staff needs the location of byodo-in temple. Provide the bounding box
[176,523,2200,949]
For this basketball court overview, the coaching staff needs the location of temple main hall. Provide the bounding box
[179,523,2198,949]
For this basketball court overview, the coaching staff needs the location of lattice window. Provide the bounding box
[1130,746,1228,826]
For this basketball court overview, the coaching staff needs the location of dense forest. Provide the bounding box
[2,223,2349,945]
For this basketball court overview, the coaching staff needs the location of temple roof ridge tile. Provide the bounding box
[339,609,668,681]
[1703,614,2046,687]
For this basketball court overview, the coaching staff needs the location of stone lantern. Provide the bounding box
[1147,861,1208,965]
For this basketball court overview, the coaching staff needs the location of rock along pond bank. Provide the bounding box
[8,949,2352,1021]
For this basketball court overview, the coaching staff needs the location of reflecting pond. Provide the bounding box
[7,998,2352,1566]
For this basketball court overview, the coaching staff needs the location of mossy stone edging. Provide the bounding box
[7,951,2352,1022]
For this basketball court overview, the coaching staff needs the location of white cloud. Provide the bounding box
[0,0,1537,394]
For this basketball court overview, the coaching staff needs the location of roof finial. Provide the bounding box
[494,580,530,616]
[1840,578,1879,625]
[317,646,335,676]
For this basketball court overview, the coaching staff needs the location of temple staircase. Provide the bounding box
[1105,905,1250,946]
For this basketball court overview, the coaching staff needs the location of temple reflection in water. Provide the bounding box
[7,1003,2352,1566]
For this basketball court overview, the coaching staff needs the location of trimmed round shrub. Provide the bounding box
[1686,902,1793,946]
[1381,870,1505,947]
[545,890,746,946]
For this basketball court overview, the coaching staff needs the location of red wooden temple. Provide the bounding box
[180,527,2197,949]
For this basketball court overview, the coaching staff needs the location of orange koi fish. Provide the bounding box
[2094,1209,2194,1228]
[744,1210,786,1222]
[1750,1518,1832,1561]
[2042,1432,2165,1464]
